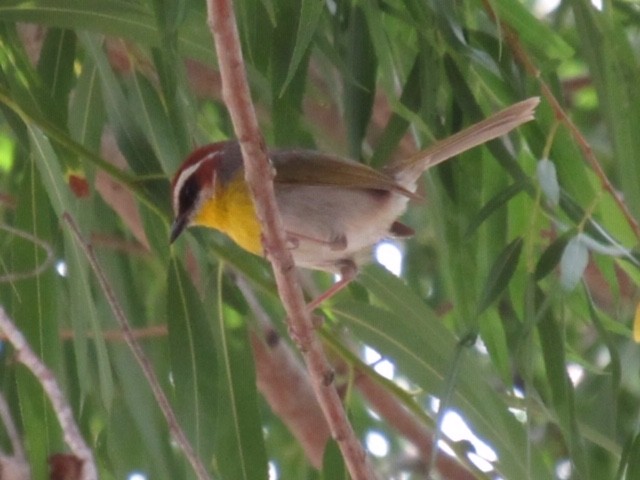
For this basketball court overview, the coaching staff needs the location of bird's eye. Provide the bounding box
[179,176,200,215]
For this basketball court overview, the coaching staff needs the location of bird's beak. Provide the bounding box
[170,214,188,244]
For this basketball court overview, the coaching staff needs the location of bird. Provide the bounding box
[170,97,539,303]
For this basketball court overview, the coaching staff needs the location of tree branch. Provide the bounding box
[482,3,640,242]
[0,307,96,480]
[62,213,211,480]
[205,1,375,478]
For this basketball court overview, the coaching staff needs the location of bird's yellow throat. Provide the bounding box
[193,173,263,255]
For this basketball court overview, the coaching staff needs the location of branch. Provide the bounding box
[0,224,54,283]
[205,2,375,478]
[482,2,640,242]
[239,272,477,478]
[235,275,331,467]
[0,307,97,480]
[62,213,212,480]
[0,389,30,479]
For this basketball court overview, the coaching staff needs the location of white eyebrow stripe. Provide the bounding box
[172,150,221,213]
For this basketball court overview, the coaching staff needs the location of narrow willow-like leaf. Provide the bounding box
[0,23,46,114]
[128,72,180,173]
[213,266,268,480]
[583,286,621,445]
[0,0,213,63]
[322,439,347,480]
[340,266,551,479]
[269,1,314,146]
[69,57,104,150]
[466,181,527,238]
[369,56,422,169]
[30,127,115,406]
[443,56,532,186]
[494,0,574,60]
[109,343,174,476]
[26,126,71,214]
[167,258,217,462]
[151,0,186,34]
[619,432,640,480]
[477,237,523,314]
[235,0,272,73]
[343,5,377,159]
[80,33,163,178]
[478,310,511,386]
[279,0,324,96]
[7,160,63,480]
[149,0,191,160]
[334,297,549,479]
[36,28,76,126]
[572,1,640,221]
[535,231,572,281]
[536,285,589,478]
[150,47,191,160]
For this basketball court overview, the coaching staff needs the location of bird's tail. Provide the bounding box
[386,97,540,188]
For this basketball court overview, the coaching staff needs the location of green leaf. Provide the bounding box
[369,56,423,169]
[0,0,213,63]
[167,258,217,462]
[128,72,181,173]
[29,126,115,408]
[493,0,574,60]
[335,266,551,479]
[478,310,512,386]
[27,126,72,215]
[269,1,315,146]
[535,284,589,478]
[466,181,528,238]
[80,33,163,178]
[321,439,347,480]
[151,0,186,35]
[5,159,63,480]
[618,431,640,480]
[477,237,523,314]
[572,0,640,220]
[36,28,76,126]
[534,231,572,281]
[213,266,268,480]
[280,0,325,96]
[109,343,174,476]
[343,5,377,159]
[68,56,104,150]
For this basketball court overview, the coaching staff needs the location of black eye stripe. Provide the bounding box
[179,176,200,216]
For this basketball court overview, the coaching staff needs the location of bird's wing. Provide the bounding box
[272,149,421,200]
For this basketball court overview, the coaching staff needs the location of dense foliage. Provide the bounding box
[1,0,640,479]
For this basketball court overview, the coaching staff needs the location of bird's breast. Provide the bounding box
[194,176,263,255]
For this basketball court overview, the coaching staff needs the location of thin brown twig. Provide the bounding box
[239,269,477,477]
[482,2,640,242]
[63,325,168,341]
[235,275,331,467]
[0,307,97,480]
[89,233,151,257]
[0,389,27,465]
[62,213,212,480]
[0,325,167,342]
[0,224,55,282]
[204,1,376,478]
